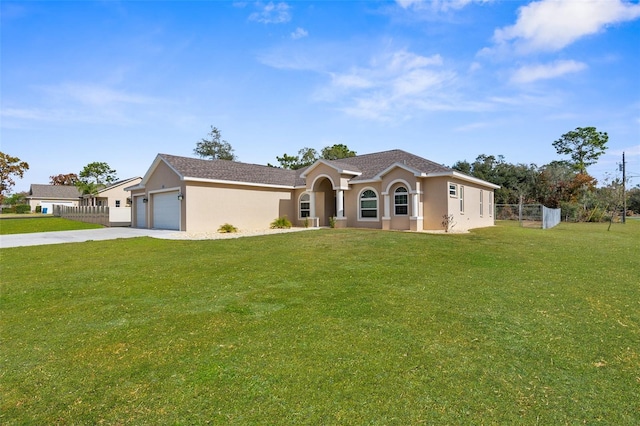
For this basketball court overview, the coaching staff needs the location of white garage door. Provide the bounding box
[153,192,180,230]
[135,196,147,228]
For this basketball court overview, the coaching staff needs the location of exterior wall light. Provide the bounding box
[142,198,148,203]
[178,193,184,201]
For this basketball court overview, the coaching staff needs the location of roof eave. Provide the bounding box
[184,176,295,190]
[426,171,501,189]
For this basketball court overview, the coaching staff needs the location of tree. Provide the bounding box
[0,152,29,203]
[552,127,608,174]
[272,144,356,169]
[76,162,117,205]
[275,148,318,170]
[50,173,79,185]
[452,154,538,204]
[299,147,319,165]
[4,191,27,206]
[627,186,640,214]
[321,144,356,160]
[194,126,236,160]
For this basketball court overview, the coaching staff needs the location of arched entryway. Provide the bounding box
[312,177,336,226]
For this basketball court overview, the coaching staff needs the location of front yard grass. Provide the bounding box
[0,217,103,235]
[1,222,638,424]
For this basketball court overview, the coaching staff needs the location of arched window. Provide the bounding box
[299,193,310,218]
[360,189,378,219]
[394,187,408,215]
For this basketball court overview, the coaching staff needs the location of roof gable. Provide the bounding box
[299,159,362,179]
[322,149,452,182]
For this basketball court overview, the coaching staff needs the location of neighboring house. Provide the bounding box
[80,177,142,208]
[26,184,82,214]
[127,149,500,233]
[79,177,142,226]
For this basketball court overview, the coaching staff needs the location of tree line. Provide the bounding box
[453,127,638,220]
[2,125,637,219]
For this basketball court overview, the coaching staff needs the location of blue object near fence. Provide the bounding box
[42,208,48,214]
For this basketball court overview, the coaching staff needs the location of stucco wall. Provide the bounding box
[101,178,141,208]
[344,183,382,229]
[380,168,417,231]
[422,177,449,230]
[439,177,495,232]
[185,183,294,232]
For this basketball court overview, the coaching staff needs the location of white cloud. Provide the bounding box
[1,83,161,126]
[492,0,640,54]
[511,60,587,84]
[468,62,482,73]
[396,0,492,12]
[41,83,157,107]
[319,49,459,120]
[249,2,291,24]
[291,27,308,40]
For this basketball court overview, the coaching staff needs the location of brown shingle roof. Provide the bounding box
[159,154,299,187]
[326,149,451,181]
[158,149,453,187]
[28,184,82,199]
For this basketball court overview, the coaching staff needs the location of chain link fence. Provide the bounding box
[496,204,561,229]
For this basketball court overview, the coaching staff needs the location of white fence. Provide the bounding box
[53,205,132,227]
[496,204,561,229]
[542,206,561,229]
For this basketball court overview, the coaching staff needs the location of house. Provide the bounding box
[26,184,82,214]
[27,178,142,226]
[127,149,499,233]
[80,177,142,208]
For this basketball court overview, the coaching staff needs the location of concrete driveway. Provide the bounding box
[0,228,180,249]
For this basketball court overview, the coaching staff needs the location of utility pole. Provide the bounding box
[622,152,626,224]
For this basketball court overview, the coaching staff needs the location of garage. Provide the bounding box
[135,196,147,228]
[152,191,180,230]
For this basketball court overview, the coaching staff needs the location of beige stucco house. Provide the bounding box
[80,177,141,208]
[127,149,499,233]
[26,184,82,214]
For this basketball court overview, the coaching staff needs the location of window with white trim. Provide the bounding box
[394,186,408,215]
[359,189,378,219]
[459,186,465,213]
[299,193,310,218]
[479,191,483,217]
[449,183,457,197]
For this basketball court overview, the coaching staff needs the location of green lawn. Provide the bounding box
[0,216,103,234]
[1,222,638,424]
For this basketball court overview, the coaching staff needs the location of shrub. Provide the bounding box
[441,214,456,232]
[270,217,292,229]
[218,223,238,233]
[35,206,42,213]
[328,216,336,228]
[15,204,31,214]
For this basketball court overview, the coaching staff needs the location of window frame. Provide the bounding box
[358,188,378,221]
[459,185,465,213]
[299,192,311,218]
[394,186,409,216]
[449,183,457,197]
[479,191,483,217]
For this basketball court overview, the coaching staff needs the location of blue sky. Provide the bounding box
[2,0,639,193]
